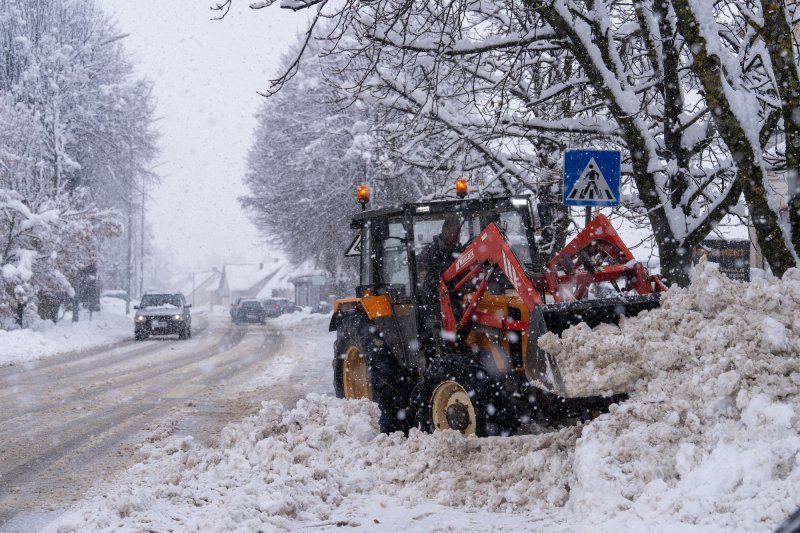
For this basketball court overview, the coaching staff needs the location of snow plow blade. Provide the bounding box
[520,385,629,424]
[524,294,661,397]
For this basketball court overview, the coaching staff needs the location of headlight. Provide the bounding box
[136,315,145,322]
[174,315,182,320]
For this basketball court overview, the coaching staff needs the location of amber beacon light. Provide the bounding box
[455,178,468,198]
[357,185,370,210]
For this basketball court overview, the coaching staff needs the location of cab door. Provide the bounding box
[375,218,420,368]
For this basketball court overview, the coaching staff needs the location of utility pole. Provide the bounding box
[125,181,133,315]
[139,184,145,297]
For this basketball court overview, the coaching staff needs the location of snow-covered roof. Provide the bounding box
[221,264,275,293]
[286,259,331,284]
[200,271,221,293]
[256,264,293,299]
[168,270,221,298]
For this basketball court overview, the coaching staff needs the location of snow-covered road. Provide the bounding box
[0,313,333,531]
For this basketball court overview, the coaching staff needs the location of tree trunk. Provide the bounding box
[657,239,692,288]
[758,0,800,260]
[670,0,796,276]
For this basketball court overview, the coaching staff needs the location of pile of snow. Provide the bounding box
[52,395,576,531]
[99,295,129,316]
[0,308,131,367]
[269,306,316,328]
[51,262,799,531]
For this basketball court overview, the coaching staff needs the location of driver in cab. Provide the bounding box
[416,213,463,310]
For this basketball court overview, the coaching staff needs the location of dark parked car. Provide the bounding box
[230,297,245,321]
[261,298,301,318]
[233,299,266,324]
[134,292,192,340]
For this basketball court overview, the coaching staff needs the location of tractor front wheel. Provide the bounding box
[333,317,414,434]
[413,355,518,437]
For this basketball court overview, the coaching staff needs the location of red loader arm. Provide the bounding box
[437,215,665,342]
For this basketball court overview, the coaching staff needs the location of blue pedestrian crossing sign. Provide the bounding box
[563,150,620,207]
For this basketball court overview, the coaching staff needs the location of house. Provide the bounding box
[169,269,222,308]
[216,263,281,307]
[256,263,294,300]
[289,270,334,307]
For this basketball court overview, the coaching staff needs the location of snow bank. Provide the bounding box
[546,259,800,529]
[0,309,131,367]
[51,262,800,531]
[53,395,580,532]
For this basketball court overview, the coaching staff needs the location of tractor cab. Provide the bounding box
[341,193,539,366]
[350,196,537,297]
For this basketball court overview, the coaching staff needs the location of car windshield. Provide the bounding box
[140,294,181,308]
[241,301,261,309]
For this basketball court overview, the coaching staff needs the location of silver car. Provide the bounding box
[134,292,192,340]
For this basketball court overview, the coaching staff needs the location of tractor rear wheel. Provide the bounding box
[333,317,414,434]
[413,355,518,437]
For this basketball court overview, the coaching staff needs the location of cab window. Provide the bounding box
[360,223,372,287]
[380,220,410,296]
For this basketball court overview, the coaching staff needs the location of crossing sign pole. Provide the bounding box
[563,151,621,217]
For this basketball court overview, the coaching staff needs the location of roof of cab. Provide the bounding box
[349,195,528,227]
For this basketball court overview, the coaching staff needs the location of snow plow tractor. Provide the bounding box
[331,188,666,436]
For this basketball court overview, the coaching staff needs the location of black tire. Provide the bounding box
[187,326,192,339]
[178,324,188,340]
[333,316,415,434]
[412,354,518,437]
[332,338,345,399]
[134,327,148,341]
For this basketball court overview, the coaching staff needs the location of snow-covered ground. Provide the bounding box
[0,298,132,367]
[48,263,799,532]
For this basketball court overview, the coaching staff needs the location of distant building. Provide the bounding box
[289,271,334,307]
[169,269,222,308]
[256,264,293,300]
[216,263,281,307]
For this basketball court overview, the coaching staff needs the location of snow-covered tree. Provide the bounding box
[241,39,440,278]
[669,0,800,274]
[228,0,800,285]
[0,0,158,326]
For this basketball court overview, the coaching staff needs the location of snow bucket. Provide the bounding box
[524,293,661,396]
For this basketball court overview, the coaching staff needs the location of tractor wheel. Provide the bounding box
[333,317,414,434]
[412,355,518,437]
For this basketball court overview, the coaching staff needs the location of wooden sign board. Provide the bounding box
[692,240,750,282]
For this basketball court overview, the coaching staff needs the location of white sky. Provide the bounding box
[96,1,308,271]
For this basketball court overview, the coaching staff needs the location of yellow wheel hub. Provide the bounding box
[431,380,476,435]
[343,345,373,400]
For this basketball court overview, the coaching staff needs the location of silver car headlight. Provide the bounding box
[136,315,146,322]
[174,315,182,320]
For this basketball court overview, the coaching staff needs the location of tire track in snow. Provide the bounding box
[0,317,284,527]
